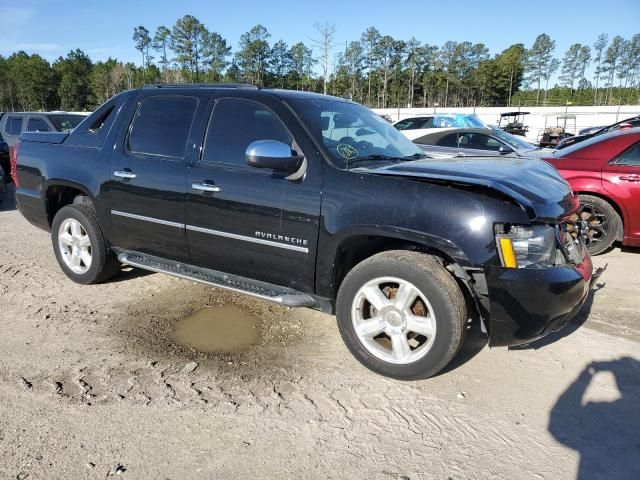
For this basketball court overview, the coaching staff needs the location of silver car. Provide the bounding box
[410,127,541,158]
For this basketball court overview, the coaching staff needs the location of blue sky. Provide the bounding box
[1,0,638,77]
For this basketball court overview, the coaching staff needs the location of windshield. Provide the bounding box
[47,114,85,132]
[287,98,426,169]
[491,128,537,151]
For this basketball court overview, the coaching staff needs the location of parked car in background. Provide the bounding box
[393,114,486,140]
[542,128,640,255]
[0,131,9,204]
[410,127,540,158]
[0,112,87,146]
[555,116,640,150]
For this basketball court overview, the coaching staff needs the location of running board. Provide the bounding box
[117,251,318,308]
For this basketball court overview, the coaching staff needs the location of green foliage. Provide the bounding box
[0,19,638,113]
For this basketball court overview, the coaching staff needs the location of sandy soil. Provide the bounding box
[1,188,638,480]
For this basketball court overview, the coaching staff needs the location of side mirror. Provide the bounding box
[498,145,514,155]
[245,140,303,173]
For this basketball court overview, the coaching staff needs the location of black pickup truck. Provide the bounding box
[14,84,596,379]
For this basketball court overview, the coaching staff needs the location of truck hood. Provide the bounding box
[354,156,578,221]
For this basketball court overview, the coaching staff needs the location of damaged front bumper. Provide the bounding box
[484,243,601,347]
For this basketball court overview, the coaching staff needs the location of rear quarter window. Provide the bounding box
[5,117,23,136]
[128,96,198,159]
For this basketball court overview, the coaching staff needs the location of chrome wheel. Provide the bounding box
[351,276,437,365]
[57,218,92,274]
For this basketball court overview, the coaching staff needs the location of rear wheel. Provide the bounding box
[51,203,120,284]
[336,251,467,380]
[577,194,621,256]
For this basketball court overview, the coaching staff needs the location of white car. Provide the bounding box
[393,114,486,141]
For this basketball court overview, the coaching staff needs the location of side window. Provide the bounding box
[468,134,501,151]
[27,118,52,132]
[394,120,411,131]
[436,133,459,148]
[5,117,23,135]
[203,98,292,166]
[128,96,198,159]
[613,143,640,166]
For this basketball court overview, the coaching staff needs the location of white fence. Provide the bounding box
[373,105,640,142]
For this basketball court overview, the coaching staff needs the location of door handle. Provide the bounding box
[192,181,221,193]
[114,170,137,179]
[619,174,640,182]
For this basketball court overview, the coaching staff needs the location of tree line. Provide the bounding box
[0,15,638,112]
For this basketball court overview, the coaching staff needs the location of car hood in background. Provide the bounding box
[355,157,577,222]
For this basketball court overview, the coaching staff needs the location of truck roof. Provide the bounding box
[141,83,351,103]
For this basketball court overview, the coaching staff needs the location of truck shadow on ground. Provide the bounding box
[549,356,640,480]
[439,320,487,375]
[0,184,16,212]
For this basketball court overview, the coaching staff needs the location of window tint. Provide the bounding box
[6,117,23,135]
[27,118,51,132]
[204,98,292,166]
[128,96,198,158]
[614,142,640,166]
[461,133,502,151]
[435,133,459,148]
[48,114,84,132]
[395,117,433,131]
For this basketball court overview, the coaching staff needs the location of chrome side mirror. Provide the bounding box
[245,140,303,173]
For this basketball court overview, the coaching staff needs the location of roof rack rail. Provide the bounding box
[142,83,260,90]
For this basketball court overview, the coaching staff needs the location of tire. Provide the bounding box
[51,203,120,284]
[578,194,621,256]
[336,250,467,380]
[0,166,7,205]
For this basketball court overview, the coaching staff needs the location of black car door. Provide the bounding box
[106,91,208,262]
[185,93,322,293]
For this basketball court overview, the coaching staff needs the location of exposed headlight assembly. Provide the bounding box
[496,225,557,268]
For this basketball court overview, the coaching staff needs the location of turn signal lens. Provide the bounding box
[498,237,518,268]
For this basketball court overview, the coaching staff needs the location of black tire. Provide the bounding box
[578,194,621,256]
[51,203,120,284]
[336,250,467,380]
[0,166,7,205]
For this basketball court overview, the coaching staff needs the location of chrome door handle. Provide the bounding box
[619,174,640,182]
[192,182,221,193]
[114,170,137,179]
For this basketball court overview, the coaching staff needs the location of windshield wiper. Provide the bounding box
[348,153,427,167]
[403,152,429,160]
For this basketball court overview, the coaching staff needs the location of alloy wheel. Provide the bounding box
[58,218,92,274]
[351,276,437,365]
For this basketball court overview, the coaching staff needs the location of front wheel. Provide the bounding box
[51,203,120,284]
[336,251,467,380]
[578,194,621,256]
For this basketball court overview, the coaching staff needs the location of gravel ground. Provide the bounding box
[1,187,638,480]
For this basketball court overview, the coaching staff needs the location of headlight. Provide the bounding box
[496,225,556,268]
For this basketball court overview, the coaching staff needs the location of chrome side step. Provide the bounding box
[117,251,318,308]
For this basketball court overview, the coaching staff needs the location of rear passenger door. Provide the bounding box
[106,92,208,262]
[185,94,321,293]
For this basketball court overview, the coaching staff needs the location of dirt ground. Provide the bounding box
[1,187,639,480]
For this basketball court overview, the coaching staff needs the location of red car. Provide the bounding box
[542,128,640,255]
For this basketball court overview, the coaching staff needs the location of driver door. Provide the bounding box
[185,94,321,293]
